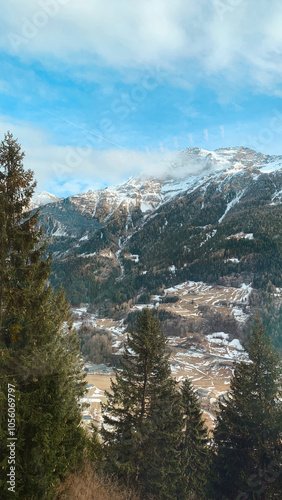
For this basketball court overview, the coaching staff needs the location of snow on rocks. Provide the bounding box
[218,189,246,223]
[227,232,254,240]
[78,252,97,258]
[52,222,69,237]
[79,233,89,241]
[260,158,282,173]
[200,229,217,247]
[29,191,60,209]
[270,189,282,205]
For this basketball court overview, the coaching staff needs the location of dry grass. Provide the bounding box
[55,463,140,500]
[86,374,114,392]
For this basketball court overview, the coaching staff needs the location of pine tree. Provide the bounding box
[178,378,210,499]
[101,308,183,499]
[211,318,282,499]
[261,291,282,354]
[139,377,184,500]
[0,132,87,499]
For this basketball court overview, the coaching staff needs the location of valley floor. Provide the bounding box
[75,279,260,430]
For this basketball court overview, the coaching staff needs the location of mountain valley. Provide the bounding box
[33,146,282,427]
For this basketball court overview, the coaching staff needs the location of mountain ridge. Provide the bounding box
[35,146,281,330]
[32,146,282,216]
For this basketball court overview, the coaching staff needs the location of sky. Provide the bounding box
[1,0,282,197]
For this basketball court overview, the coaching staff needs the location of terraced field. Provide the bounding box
[75,279,260,430]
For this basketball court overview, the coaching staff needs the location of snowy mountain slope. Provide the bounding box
[40,146,281,422]
[60,146,282,222]
[29,191,60,210]
[37,146,282,310]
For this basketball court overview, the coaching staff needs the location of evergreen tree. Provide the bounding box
[210,318,282,499]
[260,290,282,354]
[178,378,210,499]
[101,308,183,499]
[0,132,86,499]
[139,377,184,500]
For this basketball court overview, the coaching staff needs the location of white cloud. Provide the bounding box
[2,0,282,91]
[0,116,177,197]
[2,110,282,199]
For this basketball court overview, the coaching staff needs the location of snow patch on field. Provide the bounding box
[100,250,115,259]
[229,339,244,350]
[73,307,88,315]
[232,307,249,323]
[124,253,139,263]
[207,332,229,343]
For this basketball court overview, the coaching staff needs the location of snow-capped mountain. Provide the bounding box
[54,146,282,223]
[37,146,282,310]
[29,191,60,210]
[36,147,281,416]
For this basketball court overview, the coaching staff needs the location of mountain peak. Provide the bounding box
[33,146,282,217]
[30,191,60,210]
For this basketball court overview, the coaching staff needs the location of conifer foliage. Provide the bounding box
[0,132,86,499]
[211,319,282,499]
[102,308,183,499]
[179,379,209,499]
[101,308,210,499]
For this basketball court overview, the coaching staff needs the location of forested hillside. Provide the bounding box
[37,147,282,308]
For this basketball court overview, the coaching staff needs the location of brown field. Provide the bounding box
[86,374,114,391]
[157,280,251,320]
[84,362,229,431]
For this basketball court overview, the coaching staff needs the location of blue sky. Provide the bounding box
[1,0,282,196]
